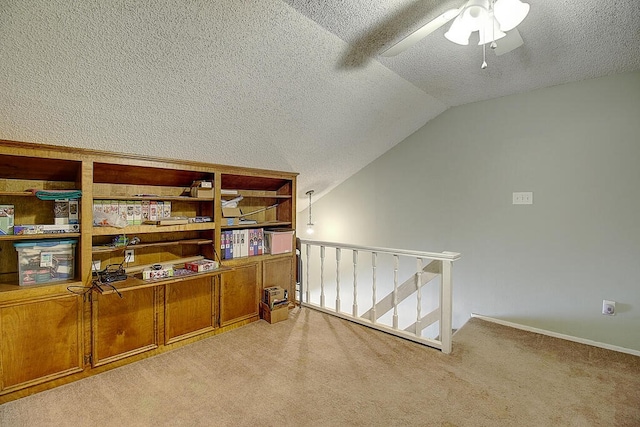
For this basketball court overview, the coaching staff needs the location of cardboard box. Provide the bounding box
[222,207,241,225]
[54,199,69,225]
[260,302,288,324]
[68,199,79,224]
[263,286,288,308]
[14,224,80,235]
[191,187,214,198]
[264,229,295,254]
[142,265,174,280]
[222,207,242,217]
[222,217,239,226]
[184,259,219,272]
[0,205,14,235]
[192,180,212,188]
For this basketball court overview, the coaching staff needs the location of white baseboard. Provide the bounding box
[470,313,640,357]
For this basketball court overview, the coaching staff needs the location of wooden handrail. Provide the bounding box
[299,239,460,354]
[299,239,460,261]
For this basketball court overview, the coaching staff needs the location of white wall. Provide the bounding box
[298,71,640,352]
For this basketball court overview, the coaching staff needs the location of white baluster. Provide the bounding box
[415,257,423,336]
[305,244,310,304]
[371,252,377,323]
[393,255,399,329]
[336,248,341,313]
[352,250,358,317]
[441,259,453,354]
[320,246,325,308]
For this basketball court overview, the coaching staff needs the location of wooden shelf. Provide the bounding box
[94,266,232,295]
[92,223,215,236]
[0,233,81,241]
[0,279,83,295]
[220,221,291,230]
[92,238,213,253]
[232,190,291,199]
[0,191,35,197]
[93,195,213,202]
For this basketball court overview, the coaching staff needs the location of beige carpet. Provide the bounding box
[1,308,639,426]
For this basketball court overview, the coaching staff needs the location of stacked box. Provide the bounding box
[68,199,79,224]
[14,224,80,235]
[142,265,174,280]
[53,199,69,225]
[260,302,288,324]
[0,205,15,235]
[263,286,288,309]
[184,259,219,272]
[261,286,289,324]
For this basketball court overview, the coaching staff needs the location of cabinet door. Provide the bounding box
[165,276,215,344]
[0,295,83,392]
[263,255,294,302]
[219,262,259,327]
[92,287,158,366]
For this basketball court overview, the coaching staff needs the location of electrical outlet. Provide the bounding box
[125,249,135,263]
[602,300,616,316]
[512,192,533,205]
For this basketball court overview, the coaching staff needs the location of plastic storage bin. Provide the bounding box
[14,239,77,285]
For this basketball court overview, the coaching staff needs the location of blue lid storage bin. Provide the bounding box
[13,239,77,286]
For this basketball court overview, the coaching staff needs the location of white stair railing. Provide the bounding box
[299,239,460,354]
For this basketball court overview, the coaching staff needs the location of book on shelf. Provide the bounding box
[221,228,265,260]
[226,230,233,259]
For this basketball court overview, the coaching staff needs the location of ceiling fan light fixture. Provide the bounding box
[460,0,490,31]
[444,14,472,45]
[493,0,530,32]
[477,12,507,45]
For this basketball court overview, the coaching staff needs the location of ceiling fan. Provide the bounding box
[381,0,530,68]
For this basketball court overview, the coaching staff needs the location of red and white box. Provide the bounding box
[142,265,174,280]
[185,259,219,272]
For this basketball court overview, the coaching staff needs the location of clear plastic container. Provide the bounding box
[13,239,77,285]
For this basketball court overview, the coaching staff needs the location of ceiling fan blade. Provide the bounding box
[380,8,461,57]
[493,28,524,56]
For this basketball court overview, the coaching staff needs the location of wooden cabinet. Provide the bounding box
[220,262,260,327]
[263,255,295,301]
[0,139,297,403]
[91,287,159,366]
[0,295,83,392]
[165,276,216,344]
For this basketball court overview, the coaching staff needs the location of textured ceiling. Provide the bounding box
[1,1,639,209]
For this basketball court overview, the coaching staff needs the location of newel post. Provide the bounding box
[440,258,453,354]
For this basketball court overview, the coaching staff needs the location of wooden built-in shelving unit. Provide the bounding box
[0,139,297,403]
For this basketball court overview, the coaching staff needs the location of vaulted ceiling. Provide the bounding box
[1,1,638,209]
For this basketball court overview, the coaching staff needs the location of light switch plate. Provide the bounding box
[513,192,533,205]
